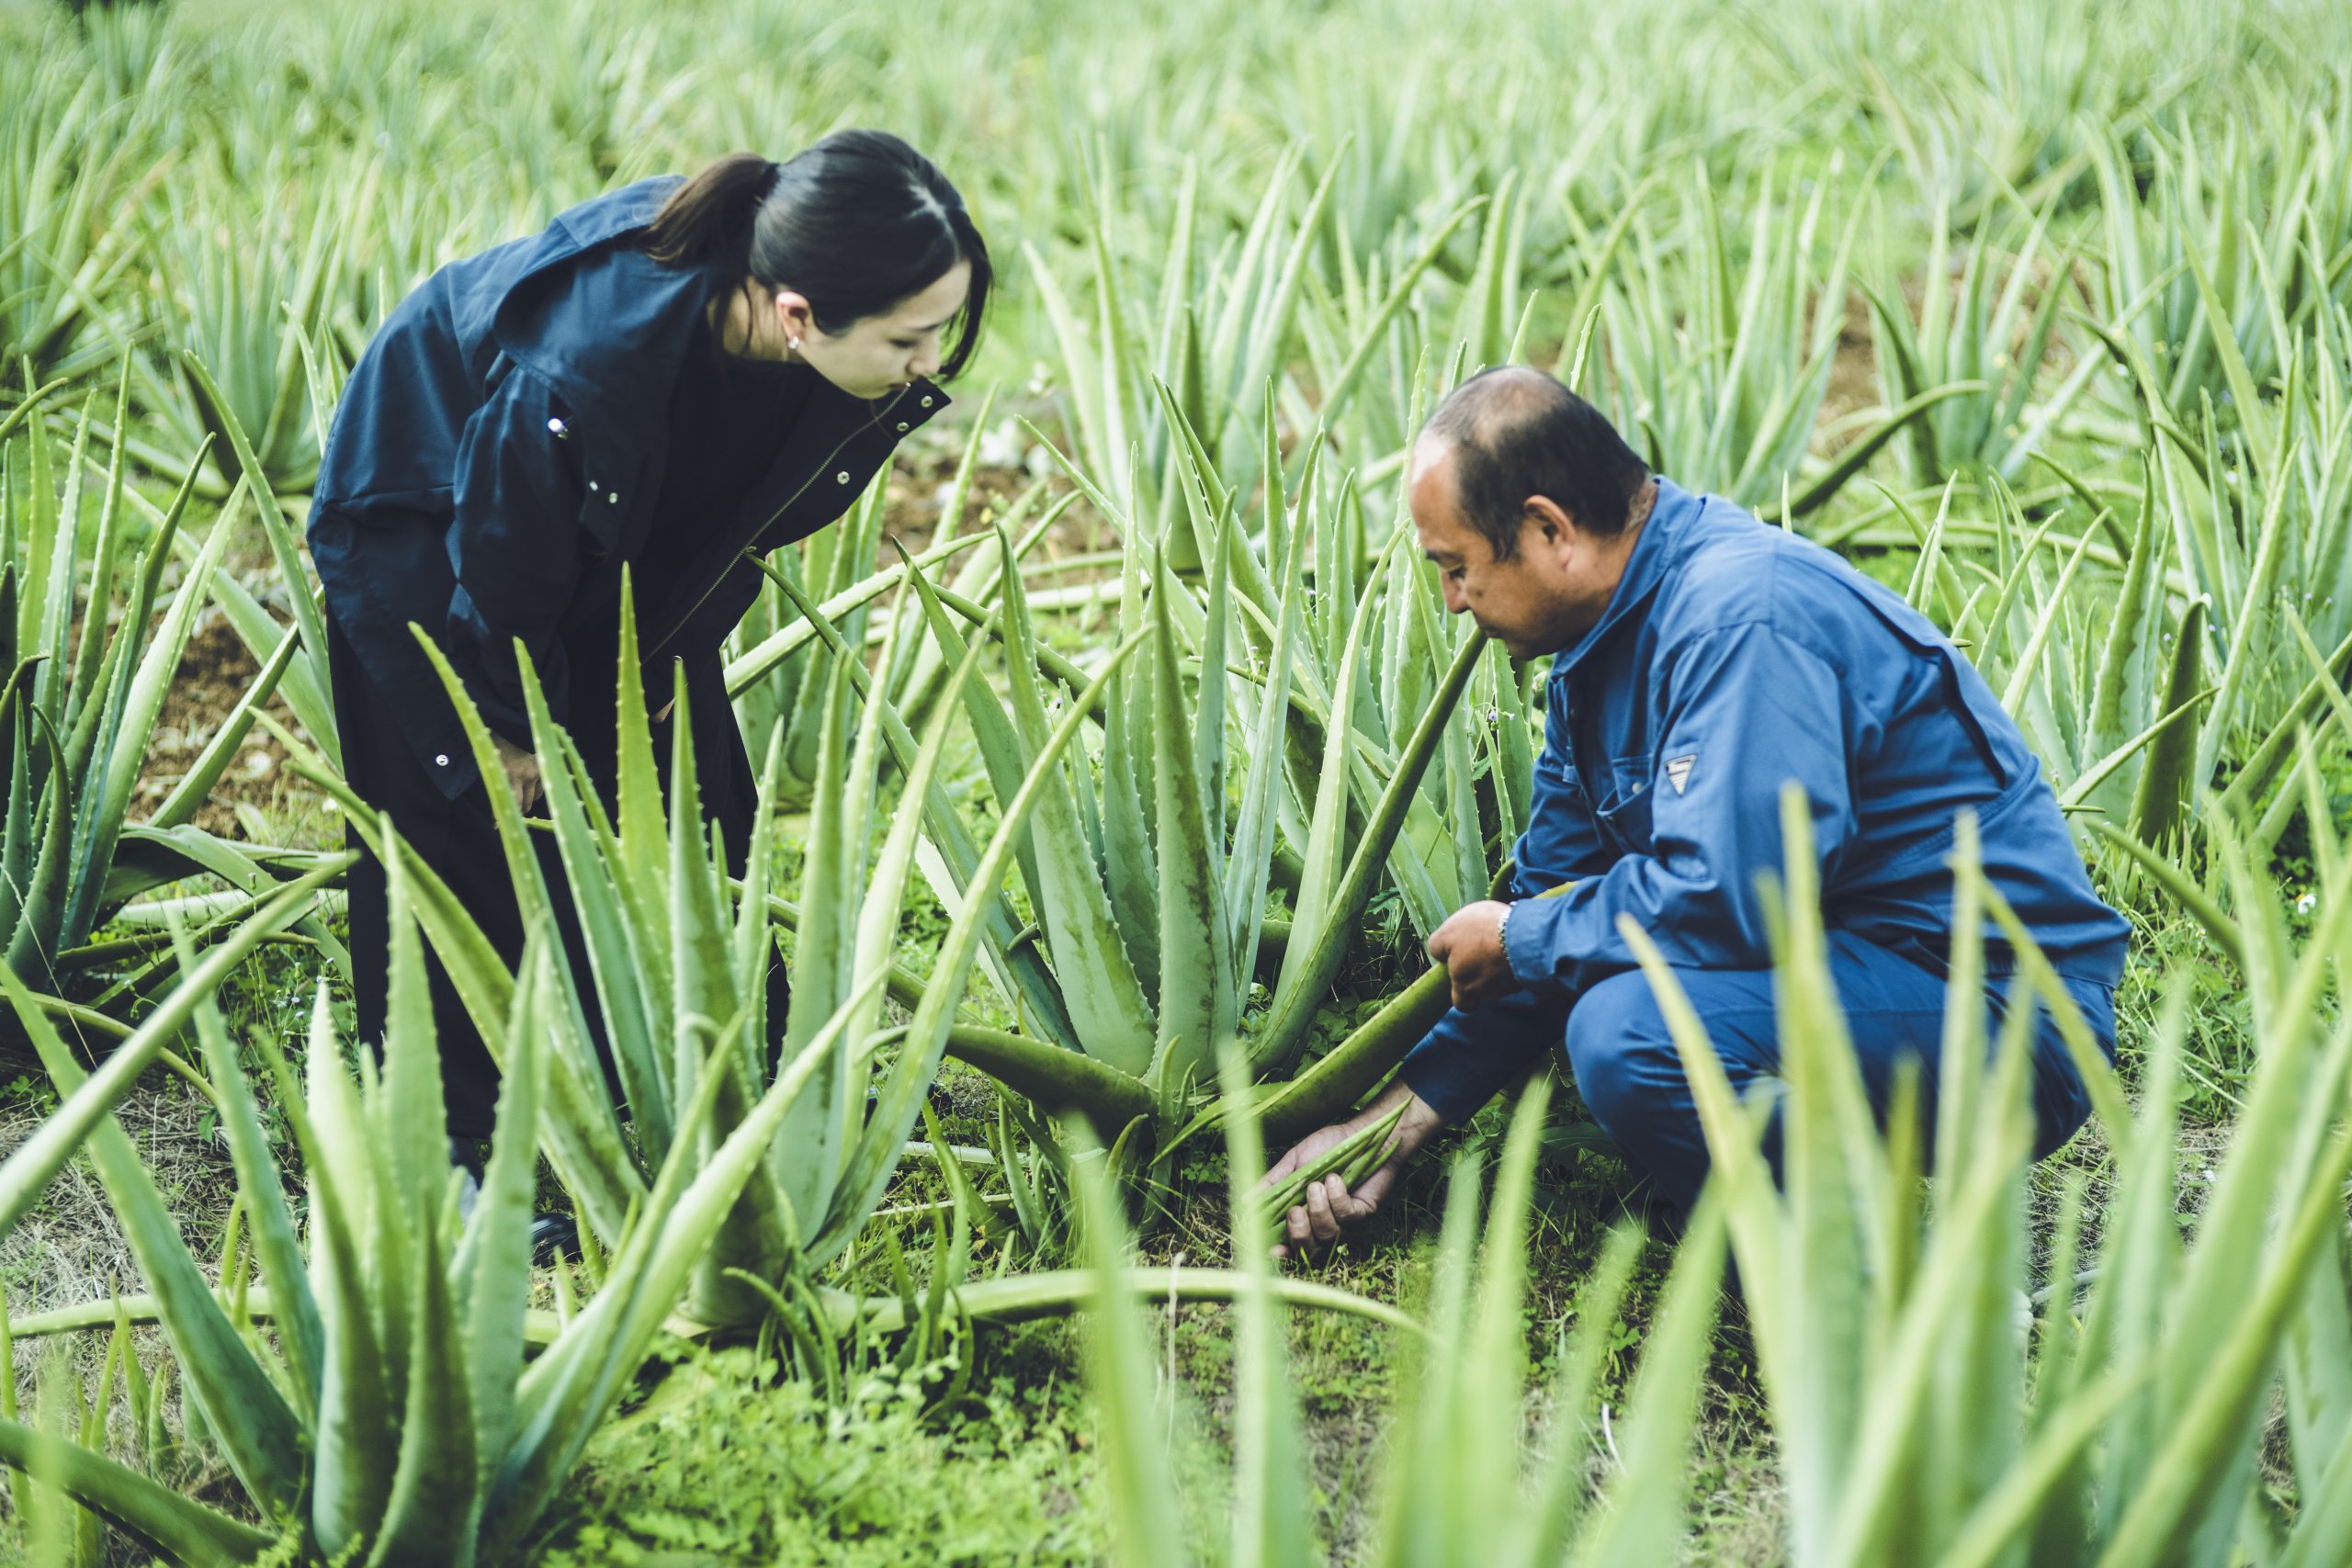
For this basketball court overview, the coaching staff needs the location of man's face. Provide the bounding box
[1408,441,1620,660]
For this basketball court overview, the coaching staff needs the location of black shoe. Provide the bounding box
[530,1211,582,1265]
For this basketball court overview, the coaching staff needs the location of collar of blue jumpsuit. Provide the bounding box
[1538,474,1702,679]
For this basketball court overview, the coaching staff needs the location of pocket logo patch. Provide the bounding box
[1664,754,1697,795]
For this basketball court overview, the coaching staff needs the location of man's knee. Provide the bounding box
[1562,970,1679,1127]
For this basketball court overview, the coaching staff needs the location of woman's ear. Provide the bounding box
[773,288,814,351]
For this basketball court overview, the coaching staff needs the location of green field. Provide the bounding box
[3,0,2351,1561]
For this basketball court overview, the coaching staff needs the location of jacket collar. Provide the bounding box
[1545,475,1702,681]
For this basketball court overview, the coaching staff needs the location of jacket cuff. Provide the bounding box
[1500,891,1571,989]
[1396,989,1568,1123]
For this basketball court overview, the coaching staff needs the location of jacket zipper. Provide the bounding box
[637,387,914,668]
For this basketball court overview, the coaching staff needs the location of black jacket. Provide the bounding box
[309,176,948,800]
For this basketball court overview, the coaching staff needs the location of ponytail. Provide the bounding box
[642,152,780,269]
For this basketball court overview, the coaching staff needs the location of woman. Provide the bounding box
[310,132,990,1178]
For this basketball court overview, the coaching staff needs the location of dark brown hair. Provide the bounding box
[643,132,991,378]
[1421,367,1652,559]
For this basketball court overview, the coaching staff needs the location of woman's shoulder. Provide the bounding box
[492,180,712,430]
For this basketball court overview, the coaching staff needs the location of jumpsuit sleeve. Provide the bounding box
[440,364,587,743]
[1500,621,1860,992]
[1509,671,1615,897]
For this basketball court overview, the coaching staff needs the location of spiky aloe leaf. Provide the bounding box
[484,969,887,1561]
[0,1417,273,1566]
[180,933,322,1425]
[1146,548,1234,1097]
[1070,1125,1184,1568]
[366,1195,477,1568]
[989,523,1156,1076]
[819,630,1153,1262]
[1216,1044,1317,1568]
[0,857,344,1243]
[1258,624,1487,1073]
[401,631,648,1242]
[60,475,232,951]
[147,622,301,833]
[1,976,309,1520]
[1566,1201,1724,1568]
[805,554,1080,1049]
[926,1023,1152,1126]
[514,589,671,1166]
[303,972,396,1557]
[176,352,335,760]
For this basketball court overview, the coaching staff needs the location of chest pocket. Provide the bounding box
[1596,756,1655,856]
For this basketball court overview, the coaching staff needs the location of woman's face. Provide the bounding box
[776,260,972,400]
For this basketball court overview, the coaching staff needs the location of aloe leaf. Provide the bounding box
[487,970,885,1559]
[991,523,1156,1076]
[2059,685,2216,814]
[1147,549,1234,1097]
[1251,1097,1408,1232]
[777,560,1079,1048]
[368,1195,479,1568]
[824,631,1152,1261]
[0,856,345,1243]
[148,619,300,832]
[2087,821,2244,968]
[2211,619,2352,826]
[2098,1125,2352,1568]
[2196,466,2295,791]
[931,1023,1153,1125]
[724,531,992,696]
[454,942,547,1502]
[2086,462,2161,756]
[1224,506,1309,987]
[405,630,646,1239]
[1071,1127,1186,1568]
[182,940,322,1426]
[1214,1043,1317,1567]
[1,967,309,1520]
[1259,625,1487,1073]
[2123,596,2210,846]
[1567,1201,1725,1568]
[519,643,670,1167]
[0,1417,273,1566]
[300,974,400,1559]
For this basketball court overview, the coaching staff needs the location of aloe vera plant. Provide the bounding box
[0,367,328,998]
[1080,1050,1726,1567]
[0,854,899,1566]
[269,571,1155,1325]
[1617,788,2352,1564]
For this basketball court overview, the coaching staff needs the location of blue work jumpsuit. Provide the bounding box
[310,178,949,1134]
[1397,479,2129,1210]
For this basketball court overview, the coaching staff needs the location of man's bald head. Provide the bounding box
[1413,367,1651,562]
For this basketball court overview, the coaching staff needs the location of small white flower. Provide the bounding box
[2297,892,2317,916]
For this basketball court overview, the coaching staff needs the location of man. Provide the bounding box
[1268,367,2127,1257]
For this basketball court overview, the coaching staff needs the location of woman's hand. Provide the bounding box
[491,733,544,812]
[1261,1082,1446,1260]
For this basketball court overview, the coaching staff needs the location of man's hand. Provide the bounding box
[491,733,544,812]
[1427,898,1515,1010]
[1261,1082,1445,1260]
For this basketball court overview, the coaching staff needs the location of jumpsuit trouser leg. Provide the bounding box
[1411,931,2110,1215]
